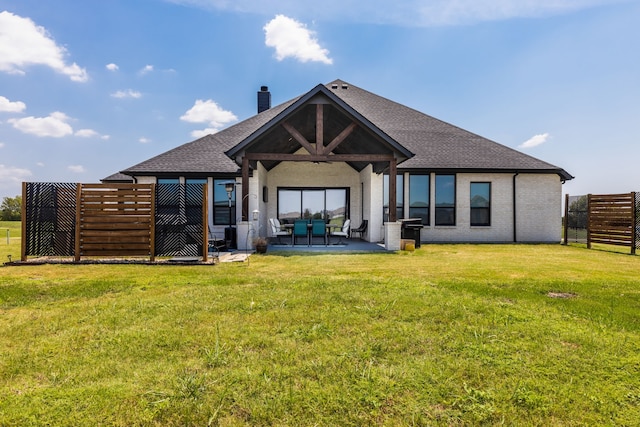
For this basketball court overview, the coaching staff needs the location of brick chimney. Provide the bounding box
[257,86,271,113]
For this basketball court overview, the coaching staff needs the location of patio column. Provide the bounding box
[241,156,249,222]
[384,221,402,251]
[388,158,397,222]
[385,157,401,250]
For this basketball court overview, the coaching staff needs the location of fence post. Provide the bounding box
[150,183,156,262]
[586,194,592,249]
[21,182,27,261]
[632,191,637,256]
[202,183,208,262]
[75,183,82,262]
[563,194,569,245]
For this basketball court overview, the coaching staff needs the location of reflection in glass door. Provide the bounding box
[278,190,301,221]
[278,188,348,224]
[302,190,324,219]
[325,189,346,225]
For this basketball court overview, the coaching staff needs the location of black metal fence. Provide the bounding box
[155,183,206,257]
[564,194,588,244]
[23,182,207,259]
[23,182,77,256]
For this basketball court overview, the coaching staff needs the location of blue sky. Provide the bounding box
[1,0,639,201]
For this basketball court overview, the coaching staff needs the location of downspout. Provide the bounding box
[513,172,519,242]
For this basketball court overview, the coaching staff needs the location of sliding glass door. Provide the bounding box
[278,188,349,224]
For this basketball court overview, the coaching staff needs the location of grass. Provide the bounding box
[1,227,639,425]
[0,221,21,263]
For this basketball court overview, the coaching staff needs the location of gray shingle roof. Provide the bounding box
[118,79,572,180]
[326,80,572,179]
[101,172,134,182]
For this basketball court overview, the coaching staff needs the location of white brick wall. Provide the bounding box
[134,169,563,244]
[420,172,562,243]
[424,173,515,242]
[515,174,562,242]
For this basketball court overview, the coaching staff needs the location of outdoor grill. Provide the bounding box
[401,218,424,248]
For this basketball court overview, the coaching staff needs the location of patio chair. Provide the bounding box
[269,218,289,245]
[292,219,309,246]
[310,219,327,246]
[330,219,351,245]
[207,227,224,259]
[350,219,368,240]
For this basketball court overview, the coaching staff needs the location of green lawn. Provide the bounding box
[0,221,20,263]
[1,241,639,426]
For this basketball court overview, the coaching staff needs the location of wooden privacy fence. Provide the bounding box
[22,182,208,262]
[76,184,155,260]
[565,192,638,254]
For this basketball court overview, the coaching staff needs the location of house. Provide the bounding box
[104,79,573,250]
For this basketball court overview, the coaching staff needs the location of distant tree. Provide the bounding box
[567,195,588,229]
[1,196,21,221]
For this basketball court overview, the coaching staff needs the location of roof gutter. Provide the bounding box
[513,172,519,243]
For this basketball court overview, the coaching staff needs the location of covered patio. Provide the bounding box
[265,237,389,254]
[226,84,413,252]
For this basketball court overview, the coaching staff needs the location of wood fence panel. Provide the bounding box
[23,182,208,262]
[588,192,636,254]
[77,183,154,260]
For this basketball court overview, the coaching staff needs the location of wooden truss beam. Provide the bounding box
[323,122,357,155]
[282,122,315,155]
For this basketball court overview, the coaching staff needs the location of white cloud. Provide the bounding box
[106,63,119,71]
[8,111,73,137]
[519,133,550,148]
[36,162,44,167]
[139,137,151,144]
[171,0,622,27]
[0,142,4,148]
[180,99,237,133]
[139,64,154,75]
[0,96,26,113]
[0,11,88,81]
[101,135,110,140]
[111,89,142,99]
[264,15,332,64]
[0,164,32,184]
[190,128,219,138]
[74,129,99,138]
[68,165,86,173]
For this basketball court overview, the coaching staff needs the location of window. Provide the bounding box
[156,178,181,215]
[383,174,404,221]
[277,188,348,224]
[185,178,207,204]
[213,179,236,225]
[435,174,455,226]
[470,182,491,226]
[409,174,429,225]
[185,179,207,223]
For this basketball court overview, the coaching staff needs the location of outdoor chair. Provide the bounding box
[330,219,351,245]
[269,218,289,245]
[310,219,327,246]
[207,227,224,259]
[350,219,368,240]
[292,219,309,246]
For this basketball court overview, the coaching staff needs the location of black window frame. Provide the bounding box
[276,187,350,224]
[213,179,236,226]
[408,173,430,226]
[470,182,491,227]
[383,174,404,222]
[435,174,456,226]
